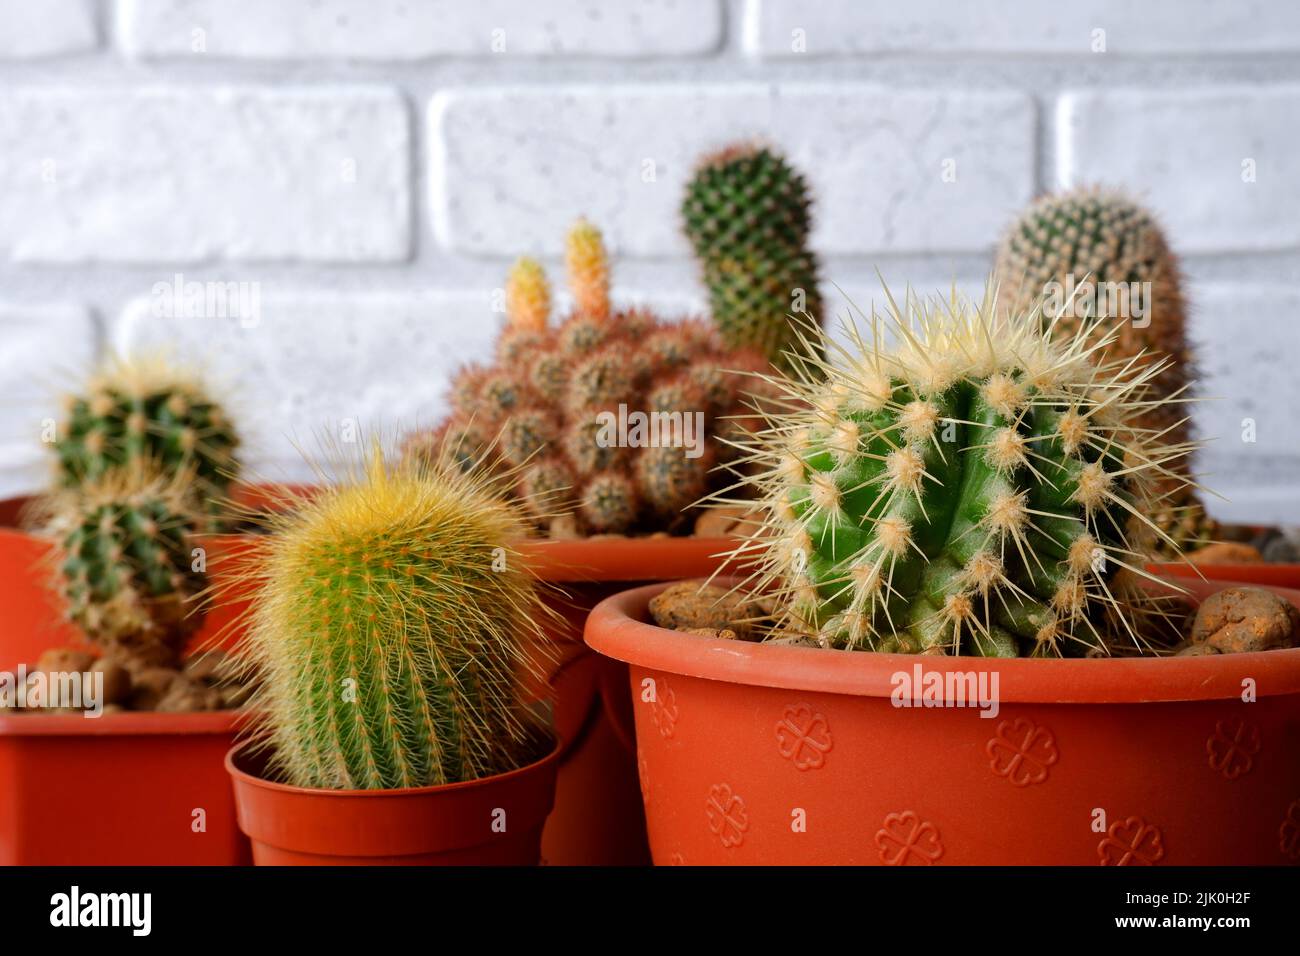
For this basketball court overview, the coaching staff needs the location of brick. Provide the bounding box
[432,86,1035,256]
[1057,88,1300,253]
[0,0,97,59]
[118,0,721,59]
[0,87,410,263]
[746,0,1300,55]
[1187,283,1300,524]
[0,304,96,500]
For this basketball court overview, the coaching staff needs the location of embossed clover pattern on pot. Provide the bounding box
[987,717,1058,787]
[775,703,833,771]
[705,783,748,849]
[1098,816,1165,866]
[876,811,943,866]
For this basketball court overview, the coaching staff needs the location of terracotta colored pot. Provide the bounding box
[0,711,250,865]
[518,537,738,866]
[226,739,561,865]
[1150,561,1300,590]
[586,578,1300,866]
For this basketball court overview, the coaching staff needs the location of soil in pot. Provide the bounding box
[226,739,561,865]
[586,578,1300,865]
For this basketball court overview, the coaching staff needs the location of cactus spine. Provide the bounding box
[993,187,1210,552]
[408,219,758,536]
[242,447,550,790]
[55,357,240,505]
[49,470,204,668]
[682,144,823,367]
[723,286,1192,657]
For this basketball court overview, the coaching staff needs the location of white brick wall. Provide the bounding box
[0,0,1296,523]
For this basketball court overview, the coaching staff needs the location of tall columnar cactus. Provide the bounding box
[55,357,241,505]
[682,144,823,366]
[408,219,762,536]
[49,470,205,667]
[241,448,550,790]
[993,187,1210,552]
[722,286,1192,658]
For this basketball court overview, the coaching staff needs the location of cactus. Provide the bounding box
[721,285,1193,657]
[240,446,551,790]
[682,144,823,367]
[565,218,611,321]
[993,187,1211,553]
[48,469,205,668]
[406,219,761,536]
[55,357,240,505]
[505,257,551,333]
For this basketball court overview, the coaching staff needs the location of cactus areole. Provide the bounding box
[724,286,1193,657]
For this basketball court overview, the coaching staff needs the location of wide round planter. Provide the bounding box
[586,578,1300,866]
[0,711,250,865]
[516,536,737,866]
[226,739,562,865]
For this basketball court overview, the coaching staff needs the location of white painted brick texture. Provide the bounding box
[0,0,97,59]
[432,86,1036,256]
[746,0,1300,55]
[1057,88,1300,253]
[0,87,411,263]
[119,0,722,59]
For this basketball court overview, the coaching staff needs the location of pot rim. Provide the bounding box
[224,734,563,799]
[516,536,737,583]
[0,709,247,736]
[584,579,1300,704]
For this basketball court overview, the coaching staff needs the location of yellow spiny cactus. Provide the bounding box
[565,218,610,322]
[505,257,552,332]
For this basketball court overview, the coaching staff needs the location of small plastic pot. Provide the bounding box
[0,711,250,865]
[586,578,1300,866]
[226,739,562,865]
[517,536,736,866]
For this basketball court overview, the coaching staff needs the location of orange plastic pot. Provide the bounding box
[0,711,250,864]
[226,739,561,865]
[586,578,1300,866]
[516,536,738,866]
[1150,561,1300,590]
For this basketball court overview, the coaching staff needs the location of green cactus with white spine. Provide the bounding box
[721,285,1192,657]
[55,357,240,505]
[682,144,823,367]
[240,447,551,790]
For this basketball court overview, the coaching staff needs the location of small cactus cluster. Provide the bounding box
[36,357,240,674]
[682,144,823,368]
[238,445,551,790]
[408,219,766,536]
[720,285,1193,658]
[993,186,1212,553]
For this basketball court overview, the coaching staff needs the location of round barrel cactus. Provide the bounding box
[241,448,551,790]
[724,286,1193,657]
